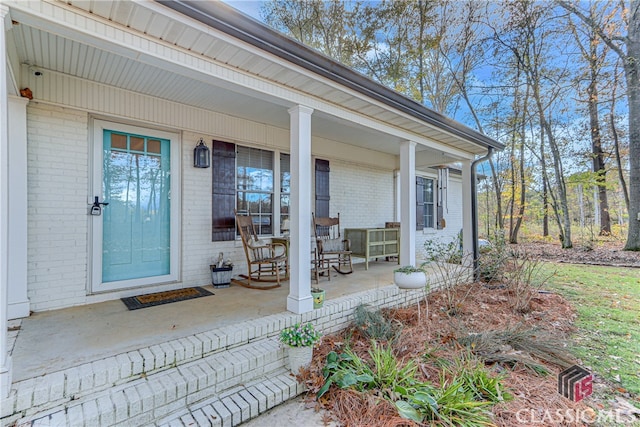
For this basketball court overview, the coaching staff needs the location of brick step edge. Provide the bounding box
[156,369,306,427]
[8,338,291,427]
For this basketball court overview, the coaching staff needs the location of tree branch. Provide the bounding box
[556,0,626,60]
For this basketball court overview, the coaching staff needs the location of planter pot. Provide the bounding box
[311,289,325,309]
[285,345,314,373]
[210,265,233,288]
[393,271,427,289]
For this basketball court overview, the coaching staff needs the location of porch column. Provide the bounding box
[8,96,29,319]
[1,4,14,398]
[461,160,473,265]
[399,141,416,266]
[287,105,314,314]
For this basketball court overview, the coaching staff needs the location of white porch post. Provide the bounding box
[461,160,473,264]
[399,141,416,266]
[8,97,29,320]
[287,105,314,314]
[0,4,14,398]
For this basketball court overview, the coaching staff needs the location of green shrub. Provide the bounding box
[369,342,418,398]
[317,348,375,398]
[353,304,401,342]
[395,355,509,426]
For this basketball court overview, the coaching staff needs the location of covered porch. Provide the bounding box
[2,261,444,426]
[0,0,502,423]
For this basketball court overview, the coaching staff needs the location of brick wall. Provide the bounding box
[329,160,395,230]
[27,103,90,311]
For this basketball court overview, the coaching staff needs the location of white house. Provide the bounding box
[0,1,503,422]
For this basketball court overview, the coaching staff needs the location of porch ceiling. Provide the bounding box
[5,0,491,167]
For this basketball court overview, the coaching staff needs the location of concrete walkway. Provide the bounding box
[241,395,338,427]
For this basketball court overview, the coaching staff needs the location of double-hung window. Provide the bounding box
[417,176,435,229]
[416,170,448,230]
[236,146,274,235]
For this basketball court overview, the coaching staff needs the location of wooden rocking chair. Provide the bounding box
[313,213,353,274]
[232,213,288,290]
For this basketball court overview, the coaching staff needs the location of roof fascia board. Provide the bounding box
[159,0,504,151]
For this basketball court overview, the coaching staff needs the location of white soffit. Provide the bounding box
[7,0,489,157]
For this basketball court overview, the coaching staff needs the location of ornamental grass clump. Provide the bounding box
[279,322,321,347]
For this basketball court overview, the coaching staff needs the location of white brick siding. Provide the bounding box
[329,160,395,230]
[27,103,89,311]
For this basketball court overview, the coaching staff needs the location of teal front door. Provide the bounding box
[93,125,175,291]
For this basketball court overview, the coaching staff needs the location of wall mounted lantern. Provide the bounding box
[194,138,211,168]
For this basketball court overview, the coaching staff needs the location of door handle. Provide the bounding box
[90,196,109,216]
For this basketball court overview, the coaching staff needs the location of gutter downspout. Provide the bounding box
[471,147,494,281]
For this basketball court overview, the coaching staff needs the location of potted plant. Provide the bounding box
[279,322,322,373]
[393,265,427,289]
[311,287,326,309]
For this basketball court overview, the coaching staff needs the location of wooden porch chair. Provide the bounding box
[313,213,353,274]
[232,213,288,290]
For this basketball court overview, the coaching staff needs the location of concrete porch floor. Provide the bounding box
[9,261,398,383]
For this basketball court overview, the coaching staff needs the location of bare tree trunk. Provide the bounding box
[611,112,630,211]
[623,42,640,249]
[609,61,630,218]
[585,28,611,234]
[510,68,528,244]
[511,111,527,243]
[540,130,549,237]
[578,184,585,228]
[543,113,573,248]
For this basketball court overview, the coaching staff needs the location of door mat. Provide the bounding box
[121,287,213,310]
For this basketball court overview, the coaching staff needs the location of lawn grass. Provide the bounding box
[542,263,640,399]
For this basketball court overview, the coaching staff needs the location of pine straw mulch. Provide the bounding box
[297,283,596,426]
[517,240,640,268]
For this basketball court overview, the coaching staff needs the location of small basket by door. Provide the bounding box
[210,265,233,288]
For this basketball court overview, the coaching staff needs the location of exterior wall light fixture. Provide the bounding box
[194,138,211,168]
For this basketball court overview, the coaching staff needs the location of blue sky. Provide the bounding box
[223,1,264,19]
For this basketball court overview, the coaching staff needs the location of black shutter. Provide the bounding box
[212,140,236,241]
[315,159,330,217]
[416,177,425,230]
